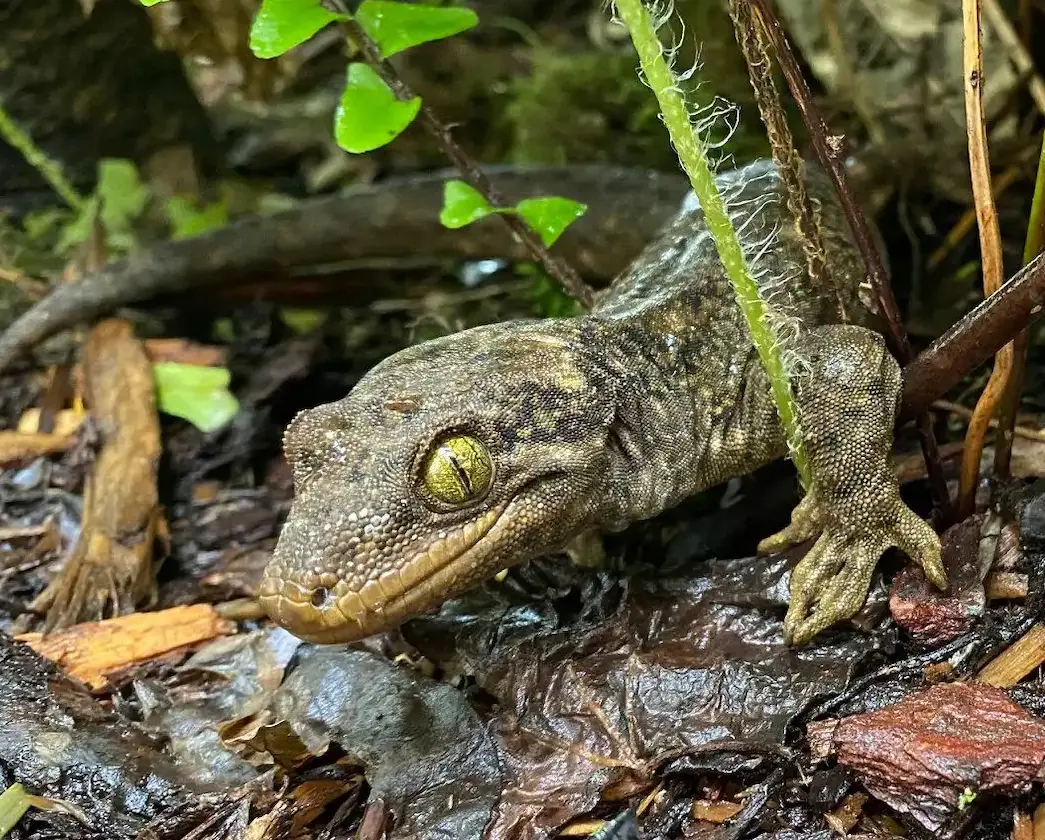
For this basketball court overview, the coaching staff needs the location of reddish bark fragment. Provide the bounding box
[889,516,987,646]
[834,682,1045,833]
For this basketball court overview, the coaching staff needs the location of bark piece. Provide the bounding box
[833,682,1045,833]
[17,604,234,689]
[31,318,164,630]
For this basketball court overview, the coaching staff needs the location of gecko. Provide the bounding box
[256,158,946,645]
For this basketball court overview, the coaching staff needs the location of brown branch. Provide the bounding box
[332,7,595,309]
[748,0,952,519]
[901,249,1045,420]
[957,0,1013,519]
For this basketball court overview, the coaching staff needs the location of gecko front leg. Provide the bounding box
[758,324,947,644]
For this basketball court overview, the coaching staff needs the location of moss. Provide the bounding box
[505,1,776,169]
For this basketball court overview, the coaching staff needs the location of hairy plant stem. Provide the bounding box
[0,102,84,212]
[330,2,594,308]
[612,0,809,485]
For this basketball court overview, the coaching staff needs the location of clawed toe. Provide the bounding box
[782,514,944,645]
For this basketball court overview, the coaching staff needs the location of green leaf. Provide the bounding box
[56,195,100,254]
[250,0,340,59]
[514,196,587,247]
[0,783,31,836]
[526,269,583,318]
[334,63,421,153]
[153,362,240,433]
[56,159,150,255]
[279,308,327,334]
[22,208,65,241]
[439,179,494,228]
[166,196,229,240]
[212,318,236,343]
[96,159,149,232]
[356,0,478,58]
[139,0,171,5]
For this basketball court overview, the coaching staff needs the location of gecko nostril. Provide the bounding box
[311,587,331,608]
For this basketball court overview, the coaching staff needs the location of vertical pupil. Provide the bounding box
[443,446,473,496]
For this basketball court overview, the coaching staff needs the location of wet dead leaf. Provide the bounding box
[407,552,879,838]
[269,646,503,839]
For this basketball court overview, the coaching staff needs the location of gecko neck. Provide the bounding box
[578,317,703,531]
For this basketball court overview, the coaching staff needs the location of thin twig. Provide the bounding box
[727,0,845,320]
[331,6,595,308]
[957,0,1013,518]
[934,399,1045,442]
[0,101,84,212]
[748,0,952,520]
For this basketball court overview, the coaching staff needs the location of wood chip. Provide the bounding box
[977,623,1045,687]
[17,603,234,689]
[0,430,75,465]
[824,792,868,834]
[692,799,744,823]
[986,571,1029,600]
[17,407,83,437]
[1033,802,1045,840]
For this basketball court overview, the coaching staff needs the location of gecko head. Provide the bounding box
[259,320,619,643]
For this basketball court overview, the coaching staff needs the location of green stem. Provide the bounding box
[612,0,810,485]
[0,103,85,213]
[0,784,30,836]
[1024,131,1045,264]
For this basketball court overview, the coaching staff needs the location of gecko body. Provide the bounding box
[258,160,945,645]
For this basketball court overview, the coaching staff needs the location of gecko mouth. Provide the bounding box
[259,504,507,643]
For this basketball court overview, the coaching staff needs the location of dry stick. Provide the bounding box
[902,248,1045,421]
[727,0,846,321]
[957,0,1013,519]
[934,399,1045,443]
[749,0,952,519]
[332,8,595,309]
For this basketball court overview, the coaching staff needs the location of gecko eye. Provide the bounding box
[421,435,493,505]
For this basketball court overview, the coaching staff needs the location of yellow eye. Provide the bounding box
[422,435,493,505]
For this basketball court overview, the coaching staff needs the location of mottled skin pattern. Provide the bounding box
[258,160,946,645]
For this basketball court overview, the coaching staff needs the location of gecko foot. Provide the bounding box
[760,487,946,645]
